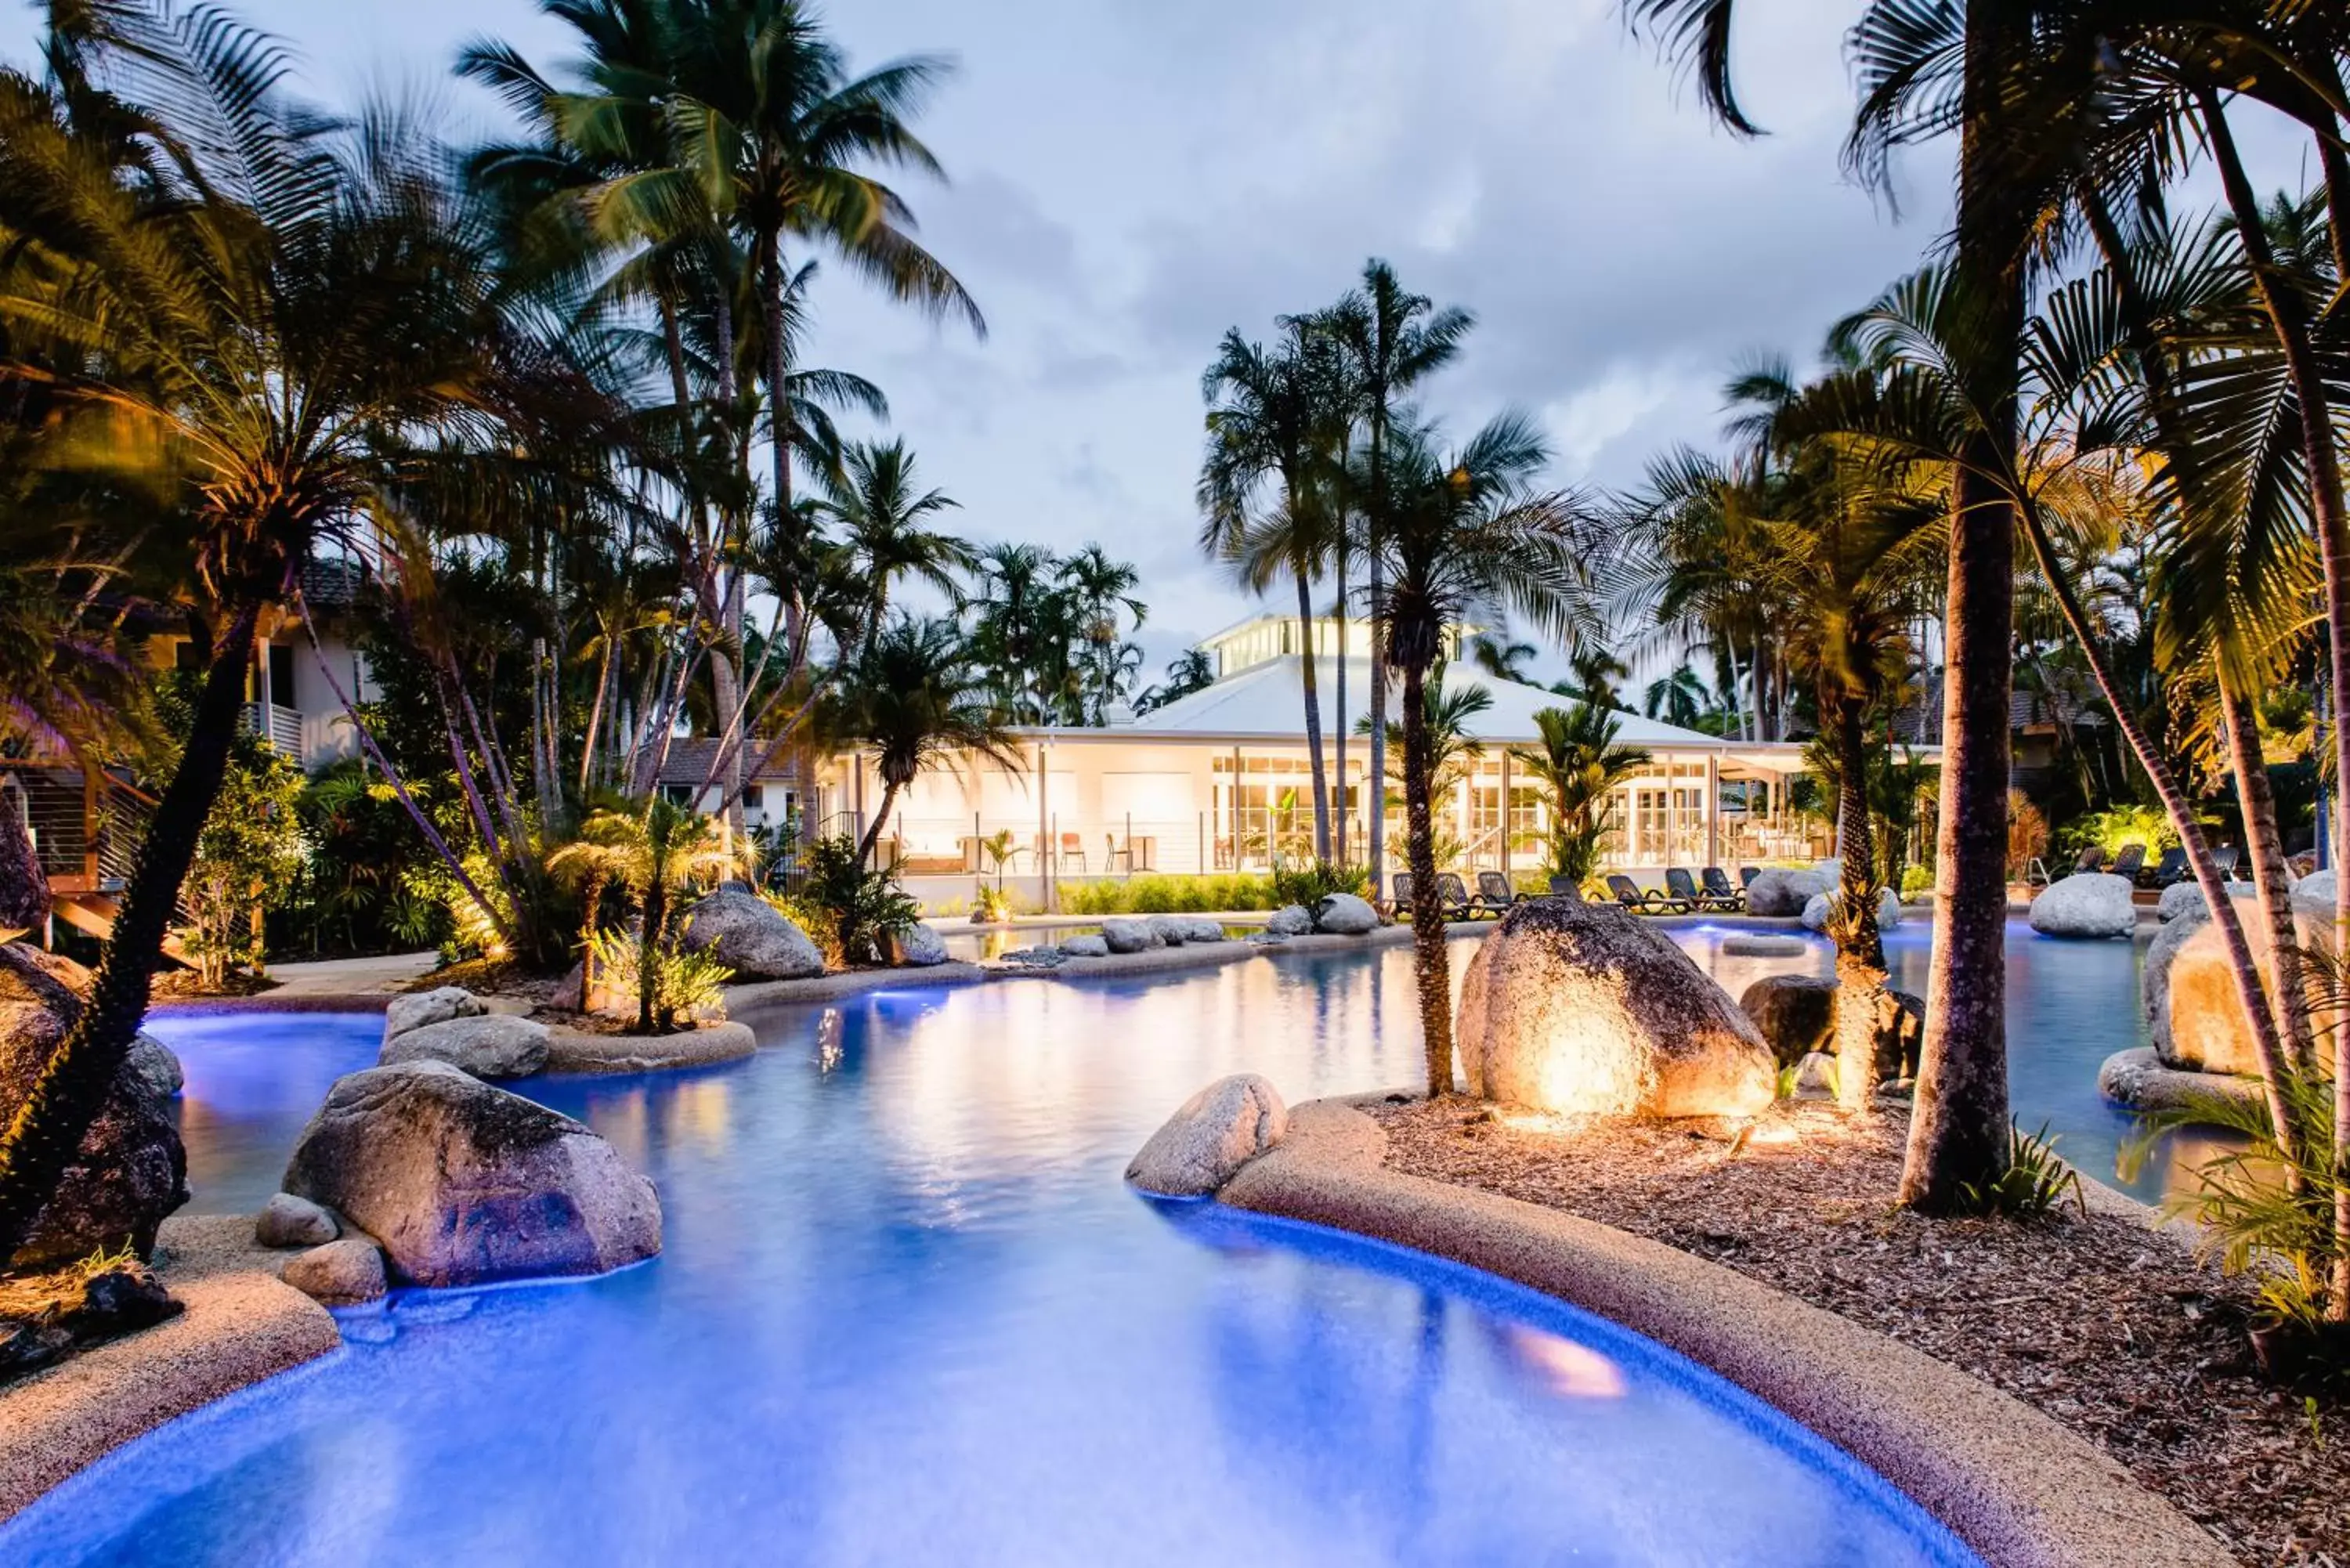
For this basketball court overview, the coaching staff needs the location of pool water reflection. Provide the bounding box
[6,945,1981,1568]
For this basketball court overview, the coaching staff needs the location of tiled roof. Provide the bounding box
[655,739,801,786]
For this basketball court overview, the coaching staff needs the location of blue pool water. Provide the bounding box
[2,940,1987,1568]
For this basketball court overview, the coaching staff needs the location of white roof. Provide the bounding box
[1122,655,1743,750]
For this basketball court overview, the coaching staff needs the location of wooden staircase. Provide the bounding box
[48,884,197,967]
[24,768,197,968]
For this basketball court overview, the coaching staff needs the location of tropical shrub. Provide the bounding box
[1059,874,1277,915]
[1957,1122,2085,1220]
[1269,861,1369,905]
[1900,863,1934,899]
[777,836,920,967]
[176,728,306,989]
[585,929,731,1031]
[2005,790,2050,879]
[2056,803,2180,862]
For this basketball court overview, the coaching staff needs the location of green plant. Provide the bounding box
[1954,1121,2085,1220]
[1900,863,1933,899]
[2055,803,2180,862]
[173,720,308,990]
[586,929,731,1031]
[779,835,920,967]
[1269,860,1369,906]
[2124,1068,2348,1381]
[972,883,1013,923]
[1059,873,1278,916]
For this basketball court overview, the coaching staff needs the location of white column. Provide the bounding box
[1705,752,1720,867]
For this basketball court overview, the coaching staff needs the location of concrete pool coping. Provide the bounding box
[1217,1097,2233,1568]
[0,1216,342,1526]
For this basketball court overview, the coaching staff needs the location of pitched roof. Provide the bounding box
[1121,655,1731,748]
[655,739,801,786]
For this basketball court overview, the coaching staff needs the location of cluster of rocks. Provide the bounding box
[1745,865,1837,918]
[1097,914,1233,953]
[378,987,548,1078]
[261,1057,662,1301]
[0,946,188,1273]
[1453,899,1777,1118]
[2027,873,2138,939]
[1737,972,1924,1093]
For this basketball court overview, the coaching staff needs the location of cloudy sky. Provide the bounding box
[0,2,2307,685]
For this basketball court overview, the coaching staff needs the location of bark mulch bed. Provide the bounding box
[1372,1097,2348,1568]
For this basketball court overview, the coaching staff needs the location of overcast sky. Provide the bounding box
[0,2,2315,688]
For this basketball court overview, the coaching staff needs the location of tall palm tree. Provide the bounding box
[826,615,1019,864]
[1626,0,2059,1209]
[1057,544,1148,727]
[968,541,1061,723]
[0,8,508,1257]
[1202,322,1342,857]
[1518,703,1652,885]
[819,437,971,655]
[1321,261,1475,900]
[1372,413,1589,1097]
[1469,634,1538,685]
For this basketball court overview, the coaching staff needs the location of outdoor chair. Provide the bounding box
[1104,835,1132,875]
[2026,857,2052,888]
[2110,843,2147,880]
[2211,844,2241,878]
[1607,873,1686,915]
[1388,872,1414,919]
[1473,871,1523,914]
[1738,865,1761,889]
[1058,833,1087,873]
[1665,867,1727,912]
[1701,866,1747,911]
[1434,873,1480,920]
[2070,845,2106,876]
[2142,845,2186,888]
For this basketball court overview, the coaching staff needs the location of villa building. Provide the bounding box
[825,615,1874,909]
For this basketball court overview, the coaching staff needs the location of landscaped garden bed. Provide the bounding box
[1371,1096,2346,1566]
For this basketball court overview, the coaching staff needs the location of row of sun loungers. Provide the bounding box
[1385,866,1758,921]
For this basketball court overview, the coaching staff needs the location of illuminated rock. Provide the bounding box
[2027,873,2136,939]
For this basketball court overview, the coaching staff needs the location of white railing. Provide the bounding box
[241,702,307,763]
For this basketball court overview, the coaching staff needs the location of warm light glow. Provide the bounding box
[1498,1324,1629,1400]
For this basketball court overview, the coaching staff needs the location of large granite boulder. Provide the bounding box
[2291,869,2337,920]
[283,1060,662,1288]
[887,923,949,967]
[378,1013,549,1078]
[1746,868,1831,918]
[2149,901,2335,1075]
[383,986,485,1041]
[0,945,188,1270]
[1740,974,1836,1067]
[2028,873,2137,939]
[1454,900,1775,1118]
[1125,1074,1287,1197]
[678,886,824,980]
[1266,905,1314,937]
[1312,893,1380,935]
[0,812,49,935]
[1100,917,1162,954]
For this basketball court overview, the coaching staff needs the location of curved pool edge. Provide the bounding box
[1214,1097,2234,1568]
[0,1216,342,1525]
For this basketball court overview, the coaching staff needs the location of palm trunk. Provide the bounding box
[0,598,260,1262]
[1334,549,1350,862]
[1296,572,1332,862]
[1831,691,1887,1113]
[761,242,803,686]
[1400,658,1452,1097]
[580,630,614,799]
[1899,7,2021,1212]
[1368,552,1389,894]
[2218,670,2319,1086]
[2202,93,2350,1313]
[857,779,901,869]
[636,874,666,1035]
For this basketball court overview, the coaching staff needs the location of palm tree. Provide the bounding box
[1518,703,1652,886]
[968,542,1061,722]
[1372,413,1589,1097]
[1321,261,1475,901]
[827,615,1019,865]
[1643,665,1715,731]
[1561,648,1632,710]
[553,796,752,1031]
[819,437,971,654]
[0,10,512,1259]
[1138,649,1215,714]
[1057,545,1148,726]
[1202,322,1342,858]
[1626,0,2059,1209]
[1469,634,1538,685]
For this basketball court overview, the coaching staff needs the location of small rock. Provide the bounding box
[1173,916,1227,944]
[1246,930,1289,945]
[121,1035,184,1101]
[1265,905,1314,937]
[1061,934,1110,958]
[378,1013,549,1078]
[282,1237,388,1306]
[888,924,949,966]
[67,1266,183,1335]
[0,1322,67,1382]
[1100,917,1162,954]
[1745,868,1831,918]
[1311,893,1380,935]
[383,986,485,1041]
[998,945,1067,968]
[255,1192,340,1248]
[2028,873,2137,939]
[1721,934,1808,958]
[1147,915,1191,946]
[1126,1075,1288,1196]
[1740,974,1837,1066]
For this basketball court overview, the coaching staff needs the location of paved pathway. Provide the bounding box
[260,952,439,998]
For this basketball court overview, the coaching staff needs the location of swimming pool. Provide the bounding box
[4,940,1985,1567]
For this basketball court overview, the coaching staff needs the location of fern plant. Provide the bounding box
[1954,1121,2085,1220]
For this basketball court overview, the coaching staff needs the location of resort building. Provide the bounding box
[824,616,1872,909]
